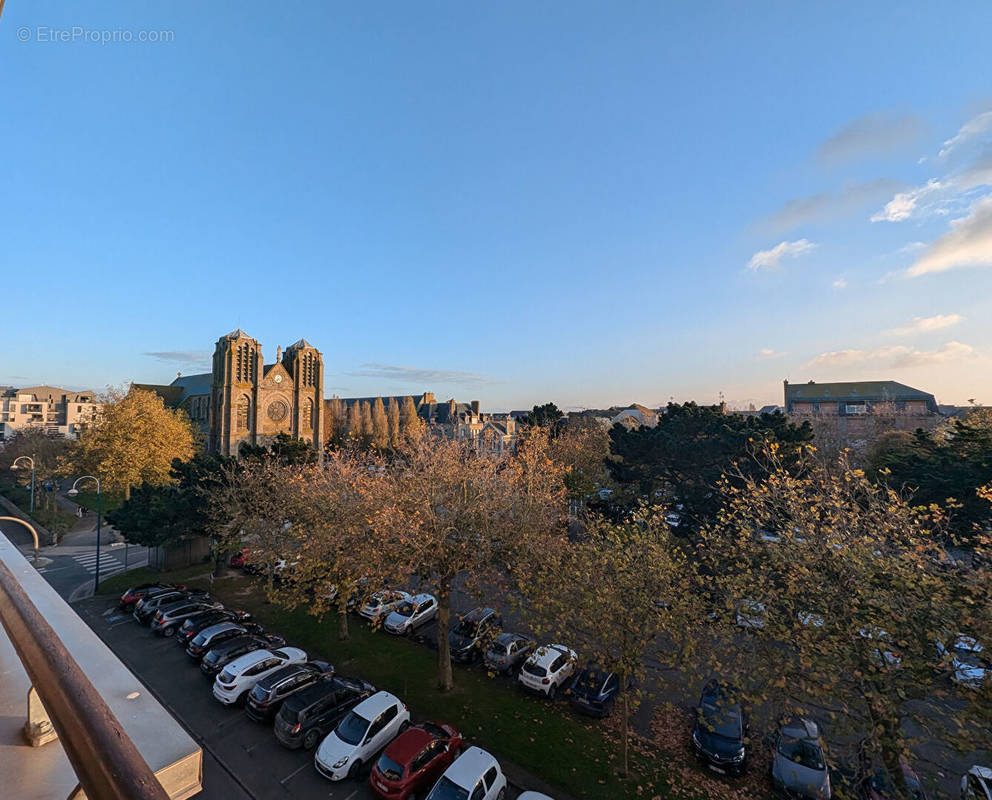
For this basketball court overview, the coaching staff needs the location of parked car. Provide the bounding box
[517,644,577,699]
[383,594,438,635]
[963,765,992,800]
[517,794,555,800]
[274,676,376,750]
[245,660,334,722]
[484,633,536,675]
[449,607,502,663]
[118,583,174,611]
[151,598,223,637]
[568,664,622,717]
[770,717,830,799]
[863,758,929,799]
[200,633,286,678]
[177,609,253,647]
[937,635,990,688]
[212,647,308,705]
[691,678,750,776]
[229,548,252,569]
[424,746,507,800]
[134,589,208,625]
[368,721,463,800]
[360,590,411,623]
[314,690,411,781]
[186,621,261,660]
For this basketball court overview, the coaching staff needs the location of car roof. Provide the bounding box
[532,644,572,666]
[201,621,241,637]
[461,607,496,621]
[286,676,356,708]
[409,593,435,604]
[444,746,499,787]
[780,717,820,740]
[384,726,434,763]
[352,690,400,718]
[225,648,275,673]
[258,662,309,689]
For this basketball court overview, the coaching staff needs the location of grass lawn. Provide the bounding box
[100,567,697,800]
[70,489,123,514]
[97,563,215,596]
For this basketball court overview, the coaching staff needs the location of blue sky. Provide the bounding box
[3,2,992,410]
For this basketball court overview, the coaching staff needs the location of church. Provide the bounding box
[137,329,324,456]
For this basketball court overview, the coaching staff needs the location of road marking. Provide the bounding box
[279,761,311,785]
[343,791,357,800]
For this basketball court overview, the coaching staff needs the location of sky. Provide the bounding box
[3,2,992,411]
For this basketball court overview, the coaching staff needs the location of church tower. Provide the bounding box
[282,339,325,451]
[210,329,263,456]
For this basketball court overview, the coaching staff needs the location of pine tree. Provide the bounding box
[371,397,389,450]
[387,397,401,449]
[400,396,425,446]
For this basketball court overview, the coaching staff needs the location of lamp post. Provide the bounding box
[11,455,36,516]
[0,515,40,564]
[67,476,101,594]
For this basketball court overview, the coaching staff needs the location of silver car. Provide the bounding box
[484,632,536,674]
[771,717,830,799]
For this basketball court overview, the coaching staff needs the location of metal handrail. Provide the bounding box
[0,557,171,800]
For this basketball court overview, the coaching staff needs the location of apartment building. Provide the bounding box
[0,385,101,441]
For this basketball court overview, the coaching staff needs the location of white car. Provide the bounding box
[426,746,507,800]
[963,765,992,800]
[212,647,307,705]
[383,593,438,635]
[314,690,410,781]
[518,794,555,800]
[517,644,577,699]
[938,635,990,688]
[359,590,411,623]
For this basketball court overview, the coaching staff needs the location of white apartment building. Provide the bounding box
[0,385,101,441]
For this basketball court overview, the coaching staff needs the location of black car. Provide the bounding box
[691,679,750,776]
[200,633,286,677]
[245,661,335,722]
[134,589,208,625]
[150,598,222,636]
[568,664,622,717]
[273,676,375,750]
[449,607,503,663]
[177,610,253,647]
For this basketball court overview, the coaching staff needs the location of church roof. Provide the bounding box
[138,372,213,406]
[286,338,314,351]
[223,328,253,340]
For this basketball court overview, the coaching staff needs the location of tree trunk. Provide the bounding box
[877,707,907,795]
[212,540,224,577]
[620,689,630,777]
[124,484,131,501]
[437,582,453,692]
[337,607,350,641]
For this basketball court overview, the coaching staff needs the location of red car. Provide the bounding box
[368,722,463,800]
[118,583,181,611]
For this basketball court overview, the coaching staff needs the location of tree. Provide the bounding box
[520,402,565,432]
[519,512,699,777]
[346,401,363,444]
[59,386,197,500]
[324,396,345,447]
[548,417,612,499]
[399,397,424,447]
[607,402,813,531]
[388,436,565,691]
[0,428,70,511]
[387,398,401,449]
[371,397,389,450]
[269,433,318,465]
[696,445,973,796]
[359,401,374,448]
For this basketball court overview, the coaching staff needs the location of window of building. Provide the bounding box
[237,396,251,430]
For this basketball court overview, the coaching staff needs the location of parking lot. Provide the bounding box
[72,596,528,800]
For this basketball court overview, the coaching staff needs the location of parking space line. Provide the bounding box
[279,761,311,786]
[343,791,357,800]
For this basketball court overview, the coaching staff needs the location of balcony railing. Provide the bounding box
[0,529,201,799]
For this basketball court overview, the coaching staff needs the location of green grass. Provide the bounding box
[108,568,696,800]
[97,563,215,596]
[70,489,123,514]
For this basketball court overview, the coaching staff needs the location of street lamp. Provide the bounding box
[67,476,101,594]
[11,455,36,515]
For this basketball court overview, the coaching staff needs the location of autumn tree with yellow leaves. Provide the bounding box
[59,386,196,500]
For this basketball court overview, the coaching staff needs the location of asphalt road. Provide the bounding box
[72,596,525,800]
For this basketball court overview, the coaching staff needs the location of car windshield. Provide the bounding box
[203,650,219,664]
[249,684,268,701]
[454,617,480,636]
[427,776,469,800]
[219,669,236,684]
[335,711,370,745]
[700,701,742,740]
[191,632,208,647]
[394,602,414,618]
[777,736,825,770]
[376,752,405,780]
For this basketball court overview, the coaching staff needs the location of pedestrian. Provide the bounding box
[76,507,83,519]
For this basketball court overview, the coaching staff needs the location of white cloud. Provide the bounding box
[747,239,817,271]
[806,341,975,369]
[939,110,992,159]
[871,179,944,222]
[758,348,786,359]
[908,196,992,277]
[832,278,848,289]
[763,179,902,233]
[898,241,927,254]
[884,314,963,336]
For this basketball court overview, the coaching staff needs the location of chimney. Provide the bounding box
[276,346,282,362]
[471,400,480,415]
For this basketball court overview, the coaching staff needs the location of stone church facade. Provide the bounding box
[138,329,325,457]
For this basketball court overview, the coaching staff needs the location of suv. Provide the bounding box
[212,647,308,706]
[177,610,253,647]
[517,644,577,699]
[200,633,286,678]
[134,589,206,624]
[448,608,502,663]
[119,583,174,611]
[691,678,750,776]
[186,621,259,660]
[274,676,376,750]
[245,661,334,722]
[151,599,223,637]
